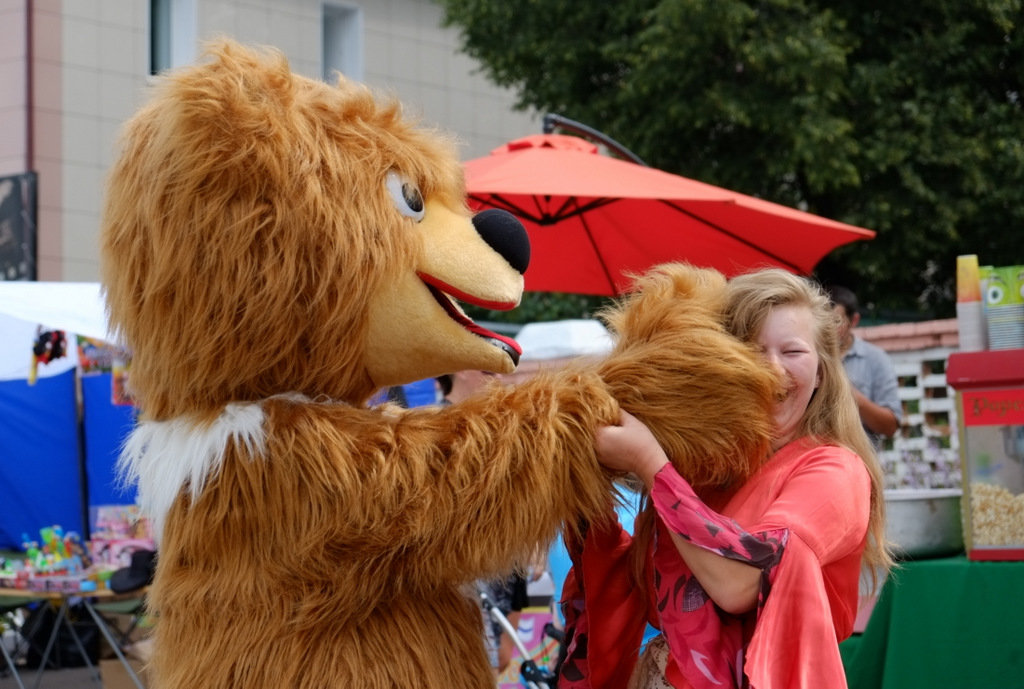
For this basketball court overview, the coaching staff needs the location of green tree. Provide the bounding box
[441,0,1023,321]
[465,290,612,325]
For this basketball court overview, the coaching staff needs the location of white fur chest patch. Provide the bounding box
[118,401,269,543]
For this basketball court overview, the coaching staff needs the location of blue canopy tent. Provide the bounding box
[0,284,136,550]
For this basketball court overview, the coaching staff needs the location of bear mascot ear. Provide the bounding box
[598,262,780,490]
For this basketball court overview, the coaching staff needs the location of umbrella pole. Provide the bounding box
[74,366,91,541]
[542,113,647,167]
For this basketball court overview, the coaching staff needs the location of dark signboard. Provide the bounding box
[0,171,37,280]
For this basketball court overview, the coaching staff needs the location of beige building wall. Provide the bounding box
[0,0,537,282]
[0,2,31,176]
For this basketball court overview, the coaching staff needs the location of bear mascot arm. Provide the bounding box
[101,40,777,689]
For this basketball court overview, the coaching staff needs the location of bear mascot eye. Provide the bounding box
[386,171,425,221]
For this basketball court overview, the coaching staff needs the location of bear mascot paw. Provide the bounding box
[100,39,778,689]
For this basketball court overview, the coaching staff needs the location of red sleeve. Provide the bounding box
[744,535,852,689]
[559,518,648,689]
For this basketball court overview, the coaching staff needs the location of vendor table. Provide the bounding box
[840,555,1024,689]
[0,587,146,689]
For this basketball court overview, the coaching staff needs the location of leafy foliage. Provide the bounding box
[464,291,614,325]
[440,0,1024,320]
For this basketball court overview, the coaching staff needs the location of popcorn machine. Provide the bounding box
[947,348,1024,560]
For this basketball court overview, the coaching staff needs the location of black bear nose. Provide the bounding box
[472,209,530,275]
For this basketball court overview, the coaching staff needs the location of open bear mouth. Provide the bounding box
[418,273,522,366]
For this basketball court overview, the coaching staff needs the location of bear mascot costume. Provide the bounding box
[100,40,778,689]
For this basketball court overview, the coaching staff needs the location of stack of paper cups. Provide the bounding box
[956,254,987,351]
[983,264,1024,350]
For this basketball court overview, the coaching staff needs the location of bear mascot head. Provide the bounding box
[100,39,778,689]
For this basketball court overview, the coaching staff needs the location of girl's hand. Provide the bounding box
[595,410,669,487]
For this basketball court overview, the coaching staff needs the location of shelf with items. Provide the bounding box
[880,347,960,489]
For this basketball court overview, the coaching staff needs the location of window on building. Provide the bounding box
[150,0,197,75]
[150,0,171,74]
[323,4,364,83]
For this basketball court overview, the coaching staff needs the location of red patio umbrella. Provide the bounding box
[464,134,875,296]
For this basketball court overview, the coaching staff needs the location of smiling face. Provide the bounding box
[757,304,820,450]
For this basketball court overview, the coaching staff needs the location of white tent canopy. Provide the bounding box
[504,319,615,385]
[0,281,113,381]
[514,318,614,361]
[0,281,111,342]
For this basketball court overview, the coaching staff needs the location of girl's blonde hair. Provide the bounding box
[723,268,893,581]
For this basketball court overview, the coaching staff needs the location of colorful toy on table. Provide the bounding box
[89,538,155,569]
[0,556,29,588]
[61,531,91,571]
[91,504,153,540]
[39,525,68,560]
[88,504,155,570]
[20,534,43,570]
[0,526,97,592]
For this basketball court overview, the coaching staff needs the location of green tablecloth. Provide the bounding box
[840,555,1024,689]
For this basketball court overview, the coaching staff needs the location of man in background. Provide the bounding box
[828,285,902,445]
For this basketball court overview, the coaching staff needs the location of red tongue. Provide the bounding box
[465,322,522,357]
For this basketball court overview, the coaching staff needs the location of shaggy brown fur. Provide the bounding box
[600,264,778,490]
[100,39,777,689]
